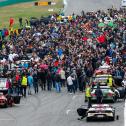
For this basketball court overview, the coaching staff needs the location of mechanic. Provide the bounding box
[107,76,113,87]
[21,74,28,97]
[85,84,92,108]
[95,84,103,104]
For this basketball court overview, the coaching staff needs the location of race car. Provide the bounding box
[92,74,113,87]
[94,64,111,76]
[0,78,9,93]
[86,104,115,121]
[0,92,21,108]
[90,86,118,102]
[0,93,8,107]
[121,0,126,7]
[93,74,112,83]
[116,86,126,100]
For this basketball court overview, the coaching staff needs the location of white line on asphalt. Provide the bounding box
[66,109,71,115]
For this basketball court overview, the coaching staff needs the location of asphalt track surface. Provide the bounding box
[64,0,125,126]
[64,0,122,15]
[0,88,125,126]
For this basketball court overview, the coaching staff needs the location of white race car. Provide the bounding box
[121,0,126,7]
[86,104,115,121]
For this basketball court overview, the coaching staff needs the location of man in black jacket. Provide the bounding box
[55,73,61,92]
[38,69,46,90]
[33,71,38,93]
[95,84,103,104]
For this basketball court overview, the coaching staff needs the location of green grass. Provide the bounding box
[0,0,63,29]
[0,0,37,7]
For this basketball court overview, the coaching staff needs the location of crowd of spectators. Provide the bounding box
[0,7,126,97]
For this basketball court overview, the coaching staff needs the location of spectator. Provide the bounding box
[67,74,75,94]
[95,84,103,104]
[55,73,61,93]
[33,71,39,93]
[85,84,92,108]
[21,74,27,97]
[28,73,33,95]
[19,17,23,27]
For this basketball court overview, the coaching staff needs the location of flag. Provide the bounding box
[9,18,14,27]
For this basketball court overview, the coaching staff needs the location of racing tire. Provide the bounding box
[110,112,115,121]
[110,116,115,121]
[86,117,91,122]
[114,92,119,102]
[112,97,116,103]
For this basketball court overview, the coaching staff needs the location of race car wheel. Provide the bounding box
[114,92,119,102]
[86,117,91,122]
[110,116,115,121]
[110,112,115,121]
[112,97,116,103]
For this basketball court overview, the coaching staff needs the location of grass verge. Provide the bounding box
[0,0,63,29]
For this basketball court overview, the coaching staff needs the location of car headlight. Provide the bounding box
[87,113,94,117]
[106,113,113,117]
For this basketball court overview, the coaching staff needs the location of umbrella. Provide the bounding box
[33,32,42,37]
[40,64,48,69]
[51,33,60,38]
[108,22,114,27]
[98,22,105,27]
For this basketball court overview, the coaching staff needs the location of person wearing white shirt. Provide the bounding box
[8,53,13,62]
[67,75,75,94]
[122,78,126,95]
